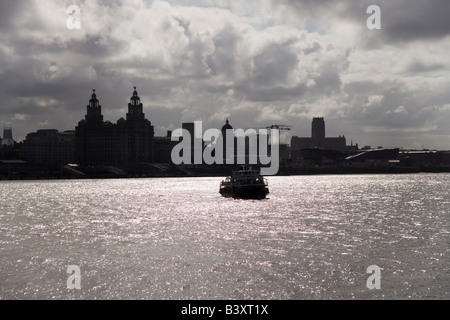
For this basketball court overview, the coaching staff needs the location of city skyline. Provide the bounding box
[1,0,449,150]
[1,87,447,153]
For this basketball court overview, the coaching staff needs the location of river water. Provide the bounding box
[0,174,448,300]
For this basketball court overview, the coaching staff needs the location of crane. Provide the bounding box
[263,125,292,146]
[241,125,292,168]
[265,125,292,168]
[243,125,292,144]
[266,125,291,131]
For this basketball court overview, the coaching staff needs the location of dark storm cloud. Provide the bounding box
[272,0,450,43]
[265,0,450,148]
[380,0,450,42]
[269,0,370,25]
[310,61,344,96]
[235,83,307,103]
[252,43,298,87]
[406,61,446,74]
[0,0,28,29]
[66,35,126,57]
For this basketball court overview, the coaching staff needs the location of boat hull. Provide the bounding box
[220,185,269,199]
[219,166,269,199]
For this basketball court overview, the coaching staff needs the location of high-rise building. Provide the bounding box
[311,117,325,142]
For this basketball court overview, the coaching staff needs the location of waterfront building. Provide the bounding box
[75,88,155,167]
[345,148,400,167]
[75,90,121,166]
[20,129,75,166]
[291,117,358,153]
[154,131,178,163]
[123,87,155,164]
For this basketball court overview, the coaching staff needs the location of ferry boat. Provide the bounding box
[219,166,269,199]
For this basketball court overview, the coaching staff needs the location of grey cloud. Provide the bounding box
[406,61,446,74]
[303,41,321,55]
[0,0,29,29]
[66,35,126,57]
[252,43,299,87]
[273,0,450,43]
[380,0,450,42]
[310,62,343,96]
[206,27,240,78]
[236,83,307,103]
[344,79,445,131]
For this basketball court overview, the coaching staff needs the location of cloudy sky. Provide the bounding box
[1,0,449,149]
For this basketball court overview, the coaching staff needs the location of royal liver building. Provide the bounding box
[75,87,155,167]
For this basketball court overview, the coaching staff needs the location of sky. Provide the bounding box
[0,0,449,150]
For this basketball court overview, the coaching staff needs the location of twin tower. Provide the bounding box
[75,87,155,167]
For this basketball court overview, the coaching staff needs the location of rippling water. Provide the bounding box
[0,174,449,300]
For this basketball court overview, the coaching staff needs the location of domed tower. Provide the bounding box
[221,119,233,134]
[125,86,154,163]
[85,89,103,123]
[127,86,145,121]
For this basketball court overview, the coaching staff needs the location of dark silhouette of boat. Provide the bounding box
[219,166,269,199]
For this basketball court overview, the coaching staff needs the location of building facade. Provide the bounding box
[291,117,358,153]
[20,129,76,166]
[154,131,178,163]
